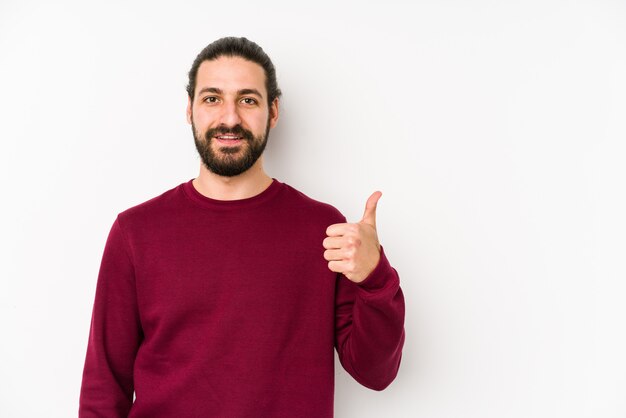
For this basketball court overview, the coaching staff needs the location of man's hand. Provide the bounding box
[323,191,382,283]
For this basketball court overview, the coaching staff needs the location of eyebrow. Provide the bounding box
[197,87,264,99]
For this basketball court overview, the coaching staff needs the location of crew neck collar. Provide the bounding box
[182,177,282,210]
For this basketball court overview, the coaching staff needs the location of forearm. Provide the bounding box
[79,217,142,417]
[335,246,406,390]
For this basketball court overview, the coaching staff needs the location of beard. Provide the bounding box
[192,117,270,177]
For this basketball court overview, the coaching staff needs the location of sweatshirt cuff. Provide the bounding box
[355,245,398,293]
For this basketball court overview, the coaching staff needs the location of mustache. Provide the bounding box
[204,125,254,142]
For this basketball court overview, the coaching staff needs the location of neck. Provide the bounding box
[192,157,273,201]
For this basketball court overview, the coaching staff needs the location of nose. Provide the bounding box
[218,100,242,127]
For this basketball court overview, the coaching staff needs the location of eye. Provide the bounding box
[203,96,219,103]
[241,97,258,105]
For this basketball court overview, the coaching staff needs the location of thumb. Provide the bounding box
[360,191,382,228]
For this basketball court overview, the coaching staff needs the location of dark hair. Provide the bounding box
[186,37,282,106]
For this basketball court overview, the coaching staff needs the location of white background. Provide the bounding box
[1,0,625,417]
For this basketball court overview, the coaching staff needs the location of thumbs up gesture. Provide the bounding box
[323,191,382,283]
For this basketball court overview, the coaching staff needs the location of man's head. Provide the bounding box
[186,37,282,107]
[186,37,281,177]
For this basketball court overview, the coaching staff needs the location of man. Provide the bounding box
[79,37,405,418]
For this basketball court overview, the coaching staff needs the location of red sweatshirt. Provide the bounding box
[79,178,405,418]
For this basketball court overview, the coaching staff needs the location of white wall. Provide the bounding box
[1,0,625,417]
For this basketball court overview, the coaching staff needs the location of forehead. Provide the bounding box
[195,56,267,97]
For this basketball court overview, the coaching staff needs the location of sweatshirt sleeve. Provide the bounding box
[334,244,406,391]
[79,215,143,417]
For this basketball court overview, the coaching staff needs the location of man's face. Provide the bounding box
[187,56,279,177]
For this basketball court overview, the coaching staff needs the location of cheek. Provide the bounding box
[247,112,270,132]
[191,110,210,125]
[192,103,220,121]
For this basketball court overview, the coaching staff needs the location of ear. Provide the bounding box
[186,96,192,124]
[269,98,279,129]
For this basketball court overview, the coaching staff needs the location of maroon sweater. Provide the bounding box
[79,178,405,418]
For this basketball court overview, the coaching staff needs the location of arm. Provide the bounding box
[334,245,406,390]
[79,216,143,417]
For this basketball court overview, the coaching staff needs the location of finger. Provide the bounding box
[325,223,355,237]
[323,249,344,261]
[327,260,350,273]
[360,191,382,229]
[322,236,345,249]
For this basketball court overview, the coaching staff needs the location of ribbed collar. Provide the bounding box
[181,177,283,210]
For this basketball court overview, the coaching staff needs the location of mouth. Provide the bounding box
[214,134,244,145]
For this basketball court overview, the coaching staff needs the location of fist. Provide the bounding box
[323,191,382,283]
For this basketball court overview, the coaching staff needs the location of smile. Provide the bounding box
[215,135,243,145]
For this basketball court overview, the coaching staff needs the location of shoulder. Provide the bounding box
[115,180,186,229]
[278,180,346,224]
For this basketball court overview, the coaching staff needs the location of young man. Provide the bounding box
[79,37,405,418]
